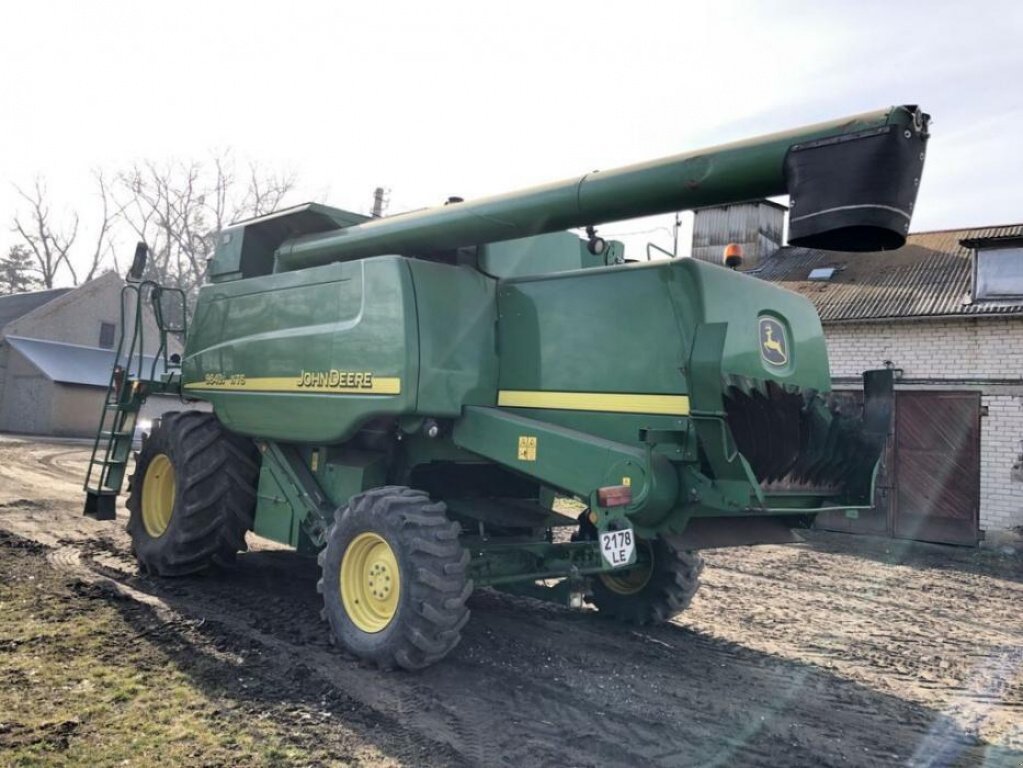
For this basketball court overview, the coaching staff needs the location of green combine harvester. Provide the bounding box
[84,105,929,669]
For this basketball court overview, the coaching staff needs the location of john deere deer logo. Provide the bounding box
[759,317,788,366]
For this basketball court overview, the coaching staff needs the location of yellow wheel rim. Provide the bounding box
[340,532,400,633]
[141,453,176,538]
[599,542,653,595]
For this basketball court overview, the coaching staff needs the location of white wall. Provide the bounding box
[0,347,54,434]
[825,317,1023,382]
[825,317,1023,534]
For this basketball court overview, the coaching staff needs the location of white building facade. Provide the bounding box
[753,223,1023,545]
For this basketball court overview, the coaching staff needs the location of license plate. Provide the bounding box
[599,528,635,569]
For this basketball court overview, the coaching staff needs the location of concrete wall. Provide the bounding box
[50,384,107,437]
[825,317,1023,534]
[0,347,54,434]
[48,387,188,438]
[52,390,204,438]
[0,340,11,421]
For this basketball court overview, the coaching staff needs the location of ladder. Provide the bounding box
[83,268,188,521]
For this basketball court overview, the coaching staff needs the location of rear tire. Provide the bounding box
[588,537,704,625]
[318,486,472,670]
[126,411,259,576]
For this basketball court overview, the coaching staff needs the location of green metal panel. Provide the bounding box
[480,410,689,450]
[316,447,388,509]
[677,259,830,390]
[406,259,499,415]
[209,203,372,282]
[452,406,678,531]
[254,464,295,544]
[182,257,419,442]
[497,262,689,396]
[478,232,607,278]
[496,257,830,405]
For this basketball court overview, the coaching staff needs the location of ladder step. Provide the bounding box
[84,487,118,496]
[99,430,134,438]
[83,491,117,521]
[91,458,127,467]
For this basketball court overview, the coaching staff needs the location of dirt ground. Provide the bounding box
[1,435,1022,767]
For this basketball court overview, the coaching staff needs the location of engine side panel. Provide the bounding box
[182,257,419,442]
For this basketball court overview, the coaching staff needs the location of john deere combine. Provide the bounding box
[85,105,929,669]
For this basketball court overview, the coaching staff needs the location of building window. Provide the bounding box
[975,246,1023,300]
[99,322,116,349]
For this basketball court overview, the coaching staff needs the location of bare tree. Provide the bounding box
[239,161,297,218]
[11,178,79,288]
[113,151,296,301]
[10,174,116,287]
[9,153,296,298]
[86,171,117,281]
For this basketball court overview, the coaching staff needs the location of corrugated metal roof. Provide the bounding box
[5,336,167,387]
[0,288,71,330]
[756,224,1023,322]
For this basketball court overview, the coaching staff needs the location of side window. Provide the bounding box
[99,322,116,350]
[975,246,1023,300]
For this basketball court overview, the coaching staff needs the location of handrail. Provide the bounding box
[645,242,677,261]
[83,276,190,495]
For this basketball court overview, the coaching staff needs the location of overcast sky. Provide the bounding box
[2,0,1021,284]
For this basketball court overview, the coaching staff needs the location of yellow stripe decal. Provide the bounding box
[184,376,401,395]
[497,390,690,415]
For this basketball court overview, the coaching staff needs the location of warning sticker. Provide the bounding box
[517,435,537,461]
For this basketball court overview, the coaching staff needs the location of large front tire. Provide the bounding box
[318,486,472,670]
[588,537,704,625]
[126,411,259,576]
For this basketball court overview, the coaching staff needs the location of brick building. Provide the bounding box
[754,224,1023,545]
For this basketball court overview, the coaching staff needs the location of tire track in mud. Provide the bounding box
[34,532,923,767]
[4,532,1008,767]
[2,438,1023,765]
[690,552,1023,752]
[50,537,491,766]
[36,447,90,476]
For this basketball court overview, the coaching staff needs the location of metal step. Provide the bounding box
[83,490,117,521]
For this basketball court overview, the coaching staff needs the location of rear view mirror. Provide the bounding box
[127,242,149,283]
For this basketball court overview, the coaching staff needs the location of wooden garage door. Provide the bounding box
[894,391,980,545]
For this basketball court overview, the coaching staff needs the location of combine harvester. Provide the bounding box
[84,106,929,669]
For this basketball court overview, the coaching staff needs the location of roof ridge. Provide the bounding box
[908,222,1023,237]
[761,224,1023,321]
[4,334,116,353]
[0,287,75,335]
[1,272,122,335]
[0,286,70,300]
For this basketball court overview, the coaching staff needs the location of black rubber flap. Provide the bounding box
[785,125,927,252]
[862,368,894,437]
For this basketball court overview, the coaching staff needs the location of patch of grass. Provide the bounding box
[0,536,395,767]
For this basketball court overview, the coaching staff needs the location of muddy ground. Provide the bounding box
[1,434,1022,767]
